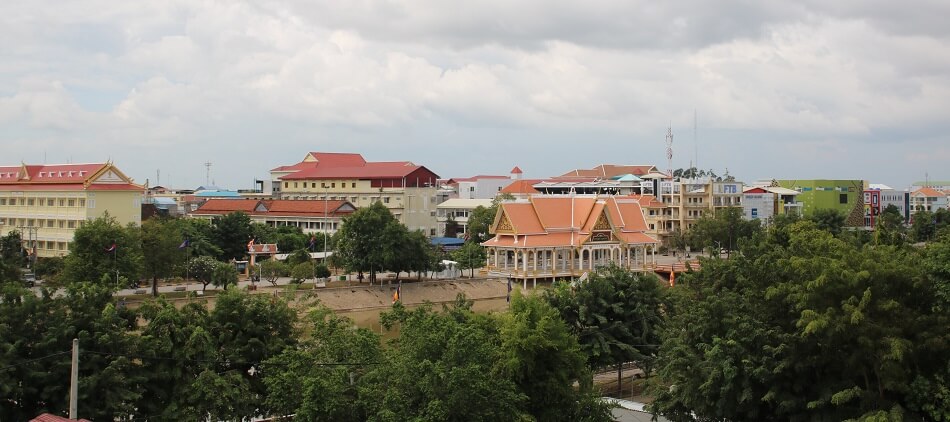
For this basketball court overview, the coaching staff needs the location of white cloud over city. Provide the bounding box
[1,0,948,188]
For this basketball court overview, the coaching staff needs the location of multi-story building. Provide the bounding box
[776,180,865,226]
[909,187,948,216]
[742,185,802,222]
[911,181,950,193]
[0,162,143,257]
[435,198,494,237]
[864,184,910,228]
[271,152,440,235]
[654,178,745,235]
[190,199,356,236]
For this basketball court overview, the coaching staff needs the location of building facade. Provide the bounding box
[864,184,910,228]
[776,180,865,226]
[190,199,356,235]
[909,187,948,216]
[435,198,494,237]
[0,162,143,257]
[482,195,659,285]
[271,152,440,235]
[742,185,802,222]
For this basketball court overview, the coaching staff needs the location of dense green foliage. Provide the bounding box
[333,201,443,283]
[651,221,950,421]
[688,207,761,254]
[453,240,487,277]
[62,213,143,286]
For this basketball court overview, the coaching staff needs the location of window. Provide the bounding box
[322,182,327,188]
[383,197,390,204]
[68,221,76,228]
[27,198,35,206]
[294,182,298,188]
[59,199,65,206]
[67,199,75,207]
[284,182,288,188]
[0,199,5,205]
[87,200,95,209]
[352,183,356,188]
[840,194,848,204]
[59,220,65,228]
[47,220,54,228]
[312,183,316,188]
[79,199,85,207]
[331,183,336,188]
[47,199,54,206]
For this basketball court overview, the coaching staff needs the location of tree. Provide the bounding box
[62,213,144,286]
[809,208,847,236]
[651,221,949,421]
[545,266,666,386]
[688,207,760,255]
[141,217,185,296]
[501,292,614,421]
[443,214,460,238]
[180,218,223,259]
[260,259,288,288]
[32,257,64,282]
[264,306,382,420]
[333,202,398,284]
[466,205,497,244]
[290,262,313,284]
[314,263,331,279]
[362,301,528,421]
[453,241,486,278]
[0,282,141,421]
[875,204,906,245]
[211,211,253,261]
[212,261,239,290]
[187,256,218,292]
[285,248,312,267]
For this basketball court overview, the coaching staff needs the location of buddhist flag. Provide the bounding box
[669,270,675,287]
[105,242,117,253]
[247,238,255,251]
[392,282,401,304]
[178,239,190,249]
[506,277,513,303]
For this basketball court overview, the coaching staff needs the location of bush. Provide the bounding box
[314,264,331,279]
[290,262,313,284]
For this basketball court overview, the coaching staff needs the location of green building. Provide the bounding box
[776,180,865,226]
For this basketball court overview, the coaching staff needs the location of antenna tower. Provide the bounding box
[204,161,213,186]
[694,110,698,172]
[666,125,674,178]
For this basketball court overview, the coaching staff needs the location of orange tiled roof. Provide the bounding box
[484,195,657,249]
[912,187,945,197]
[501,179,542,194]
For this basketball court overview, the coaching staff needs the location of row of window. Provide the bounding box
[284,181,359,189]
[1,217,84,229]
[0,197,87,207]
[29,240,70,251]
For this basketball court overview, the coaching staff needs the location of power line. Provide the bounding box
[0,351,71,372]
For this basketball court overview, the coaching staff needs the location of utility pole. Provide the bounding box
[16,225,38,270]
[69,338,79,419]
[204,161,213,186]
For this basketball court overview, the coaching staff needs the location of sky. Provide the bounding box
[2,1,949,190]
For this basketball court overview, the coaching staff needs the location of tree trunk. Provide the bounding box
[617,364,623,397]
[152,276,158,297]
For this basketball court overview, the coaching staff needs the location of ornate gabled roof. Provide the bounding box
[483,195,657,249]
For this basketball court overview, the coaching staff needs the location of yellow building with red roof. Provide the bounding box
[482,195,659,285]
[0,162,144,257]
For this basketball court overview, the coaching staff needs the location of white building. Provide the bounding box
[436,198,494,237]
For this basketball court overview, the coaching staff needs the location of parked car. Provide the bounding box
[23,273,36,287]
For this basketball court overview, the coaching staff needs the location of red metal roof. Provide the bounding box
[306,152,367,167]
[281,162,424,180]
[0,163,105,184]
[510,166,523,174]
[192,199,355,218]
[501,179,542,194]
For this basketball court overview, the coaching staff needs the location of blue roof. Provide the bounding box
[195,190,241,198]
[430,237,466,246]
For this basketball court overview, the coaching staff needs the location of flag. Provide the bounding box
[392,281,401,304]
[178,239,190,249]
[669,270,675,287]
[506,277,512,303]
[247,238,255,251]
[105,242,116,253]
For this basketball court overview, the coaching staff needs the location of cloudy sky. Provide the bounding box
[2,1,948,189]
